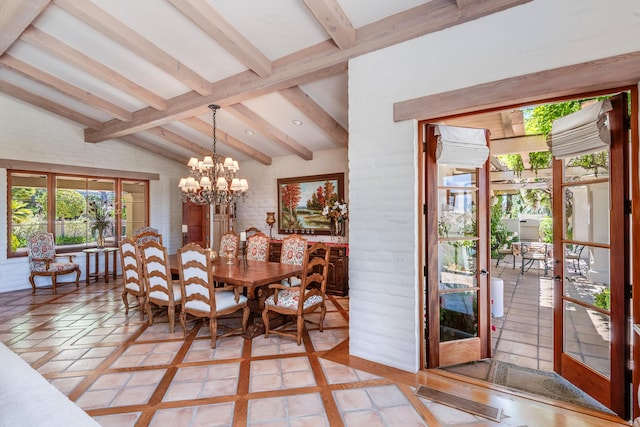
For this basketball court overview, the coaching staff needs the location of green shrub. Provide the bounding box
[594,288,610,311]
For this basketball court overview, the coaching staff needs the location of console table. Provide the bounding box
[83,247,119,284]
[268,240,349,296]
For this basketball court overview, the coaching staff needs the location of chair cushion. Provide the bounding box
[32,262,78,273]
[280,276,302,287]
[265,288,322,310]
[184,291,247,313]
[125,282,142,292]
[149,284,182,303]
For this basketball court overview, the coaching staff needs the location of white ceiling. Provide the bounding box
[0,0,530,165]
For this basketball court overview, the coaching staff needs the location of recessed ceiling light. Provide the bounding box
[292,120,303,126]
[244,130,254,135]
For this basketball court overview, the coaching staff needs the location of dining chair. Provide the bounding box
[133,226,163,246]
[262,242,331,345]
[278,234,307,286]
[118,238,146,320]
[27,231,80,294]
[246,231,270,262]
[177,243,249,348]
[219,231,240,259]
[140,240,182,333]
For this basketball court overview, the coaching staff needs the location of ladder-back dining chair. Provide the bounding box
[262,242,331,345]
[177,243,249,348]
[140,240,182,333]
[118,238,146,320]
[27,231,80,294]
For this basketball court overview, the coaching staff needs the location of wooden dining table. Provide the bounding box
[168,254,303,338]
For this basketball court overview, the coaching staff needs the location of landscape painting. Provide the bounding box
[277,173,344,235]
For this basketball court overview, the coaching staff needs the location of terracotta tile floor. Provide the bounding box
[0,279,628,426]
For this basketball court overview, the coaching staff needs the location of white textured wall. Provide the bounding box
[235,147,348,241]
[349,0,640,372]
[0,96,186,292]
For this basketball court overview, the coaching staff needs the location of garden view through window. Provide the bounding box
[9,171,148,256]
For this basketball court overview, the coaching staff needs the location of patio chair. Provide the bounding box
[177,243,249,348]
[118,238,146,320]
[262,242,331,345]
[27,231,80,294]
[140,240,182,333]
[566,244,586,277]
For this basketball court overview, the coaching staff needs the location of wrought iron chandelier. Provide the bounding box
[178,104,249,205]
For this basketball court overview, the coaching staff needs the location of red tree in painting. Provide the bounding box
[281,183,301,226]
[316,186,325,207]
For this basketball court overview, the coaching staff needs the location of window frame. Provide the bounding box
[8,169,149,257]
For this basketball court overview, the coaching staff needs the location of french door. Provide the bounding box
[424,124,491,367]
[552,93,629,417]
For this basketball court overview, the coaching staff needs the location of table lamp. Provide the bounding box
[266,212,276,239]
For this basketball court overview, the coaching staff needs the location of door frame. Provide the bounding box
[422,124,491,368]
[551,92,630,417]
[417,86,638,419]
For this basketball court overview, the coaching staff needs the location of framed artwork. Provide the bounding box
[277,173,344,235]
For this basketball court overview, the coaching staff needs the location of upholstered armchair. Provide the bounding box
[246,232,270,262]
[219,231,239,258]
[278,234,307,286]
[133,227,162,246]
[27,232,80,294]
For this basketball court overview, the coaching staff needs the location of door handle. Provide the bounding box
[480,269,488,276]
[554,275,562,281]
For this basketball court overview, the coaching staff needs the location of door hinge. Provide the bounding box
[423,204,427,215]
[422,141,427,152]
[625,200,632,215]
[424,265,428,277]
[624,114,631,130]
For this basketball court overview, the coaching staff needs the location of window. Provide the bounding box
[8,171,148,256]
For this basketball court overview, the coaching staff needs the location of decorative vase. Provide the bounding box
[96,229,105,249]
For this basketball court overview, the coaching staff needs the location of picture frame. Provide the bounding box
[277,173,344,235]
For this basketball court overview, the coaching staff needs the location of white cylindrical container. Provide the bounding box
[490,277,504,318]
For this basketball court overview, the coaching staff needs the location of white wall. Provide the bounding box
[349,0,640,371]
[235,147,348,242]
[0,96,186,292]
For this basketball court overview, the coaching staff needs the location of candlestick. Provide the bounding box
[181,224,188,233]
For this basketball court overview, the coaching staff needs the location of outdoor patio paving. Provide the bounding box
[491,255,610,375]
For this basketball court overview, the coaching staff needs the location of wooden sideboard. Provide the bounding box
[268,241,349,296]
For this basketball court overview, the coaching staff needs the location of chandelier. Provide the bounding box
[178,104,249,205]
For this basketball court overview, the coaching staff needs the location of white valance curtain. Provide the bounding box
[548,99,612,158]
[435,125,489,168]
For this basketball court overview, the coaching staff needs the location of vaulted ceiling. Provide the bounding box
[0,0,530,166]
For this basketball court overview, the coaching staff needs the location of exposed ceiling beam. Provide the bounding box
[167,0,271,78]
[84,62,346,143]
[491,182,548,191]
[455,0,478,9]
[0,55,132,121]
[226,104,313,160]
[181,117,272,165]
[395,50,640,121]
[0,79,103,128]
[83,0,528,143]
[0,0,50,55]
[54,0,212,96]
[302,0,355,49]
[279,86,348,147]
[20,26,168,111]
[490,134,548,156]
[118,134,187,164]
[491,168,552,181]
[145,127,208,155]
